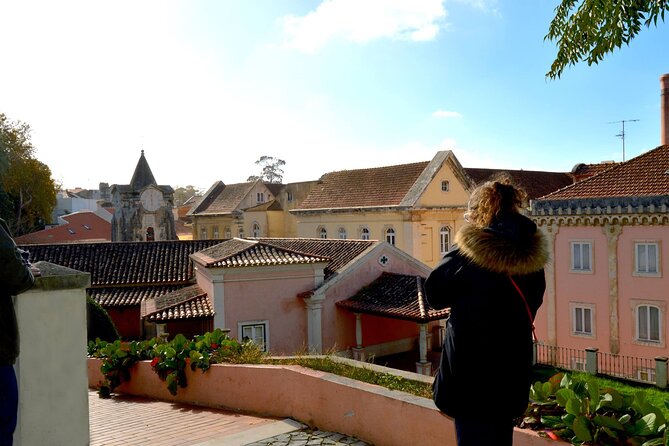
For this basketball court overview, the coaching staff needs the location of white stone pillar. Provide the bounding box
[415,323,432,375]
[305,296,324,354]
[352,313,365,361]
[542,223,559,346]
[14,262,90,446]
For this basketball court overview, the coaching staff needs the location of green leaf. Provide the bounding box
[573,416,593,441]
[630,413,658,437]
[641,438,665,446]
[593,414,625,431]
[566,396,583,416]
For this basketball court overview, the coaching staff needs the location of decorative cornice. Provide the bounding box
[532,213,669,227]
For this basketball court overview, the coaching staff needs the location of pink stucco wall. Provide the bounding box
[539,223,669,360]
[88,359,558,446]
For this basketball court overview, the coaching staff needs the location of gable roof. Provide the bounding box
[336,272,449,322]
[464,168,573,200]
[14,211,111,245]
[90,285,184,307]
[191,238,331,268]
[188,181,257,215]
[296,161,430,210]
[143,285,214,321]
[539,145,669,201]
[254,238,376,280]
[571,161,619,182]
[21,240,221,287]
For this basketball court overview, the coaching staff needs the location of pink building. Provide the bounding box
[531,75,669,375]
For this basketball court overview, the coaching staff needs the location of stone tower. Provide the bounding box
[110,151,177,241]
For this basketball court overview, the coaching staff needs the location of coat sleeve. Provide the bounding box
[0,220,35,296]
[424,250,464,310]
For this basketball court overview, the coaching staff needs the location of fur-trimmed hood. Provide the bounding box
[454,213,548,275]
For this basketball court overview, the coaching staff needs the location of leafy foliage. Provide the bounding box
[247,155,286,184]
[173,185,202,207]
[88,329,264,398]
[522,372,669,445]
[86,297,120,343]
[545,0,668,79]
[0,113,57,235]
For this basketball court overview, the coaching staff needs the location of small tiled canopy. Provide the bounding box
[336,272,449,323]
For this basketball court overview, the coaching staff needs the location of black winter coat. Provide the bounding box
[425,212,547,420]
[0,218,35,365]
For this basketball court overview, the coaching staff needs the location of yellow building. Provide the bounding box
[291,151,573,268]
[190,151,573,268]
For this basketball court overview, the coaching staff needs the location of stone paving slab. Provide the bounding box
[244,429,371,446]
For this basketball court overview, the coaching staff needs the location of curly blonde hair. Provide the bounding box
[465,174,528,228]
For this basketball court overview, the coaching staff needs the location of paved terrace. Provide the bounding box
[88,390,370,446]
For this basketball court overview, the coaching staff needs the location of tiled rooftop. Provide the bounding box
[255,238,376,280]
[464,168,573,200]
[297,161,430,210]
[91,285,184,307]
[14,211,112,245]
[22,240,221,286]
[540,145,669,200]
[192,238,331,268]
[190,181,256,215]
[336,272,449,322]
[144,285,214,321]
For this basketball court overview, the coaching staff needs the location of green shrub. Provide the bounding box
[86,297,120,342]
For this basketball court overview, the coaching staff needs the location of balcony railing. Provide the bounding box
[535,341,668,388]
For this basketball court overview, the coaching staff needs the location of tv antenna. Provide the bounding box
[608,119,639,161]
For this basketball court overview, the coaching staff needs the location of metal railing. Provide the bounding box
[534,341,668,388]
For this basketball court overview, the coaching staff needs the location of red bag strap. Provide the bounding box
[509,276,537,342]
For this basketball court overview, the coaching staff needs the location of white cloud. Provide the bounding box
[433,110,462,119]
[280,0,447,53]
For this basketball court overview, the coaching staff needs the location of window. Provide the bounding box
[252,222,261,237]
[200,227,207,239]
[146,227,155,241]
[635,242,659,275]
[571,358,586,372]
[571,241,592,272]
[385,227,396,246]
[439,226,451,256]
[257,192,264,203]
[287,191,294,202]
[318,227,327,239]
[238,227,244,238]
[572,304,594,336]
[212,226,219,239]
[360,227,370,240]
[224,227,231,239]
[637,305,661,343]
[638,368,656,382]
[338,227,347,239]
[239,321,268,352]
[441,180,449,192]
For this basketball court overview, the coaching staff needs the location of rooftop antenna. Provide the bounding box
[608,119,639,161]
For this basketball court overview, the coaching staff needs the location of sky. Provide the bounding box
[1,1,668,192]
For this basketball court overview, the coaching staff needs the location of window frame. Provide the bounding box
[636,304,662,344]
[224,227,231,239]
[439,226,451,256]
[318,226,327,239]
[338,227,347,240]
[238,320,269,352]
[441,180,449,192]
[570,302,595,338]
[570,240,593,273]
[212,226,219,239]
[634,241,661,277]
[360,227,370,240]
[385,227,396,246]
[200,227,207,239]
[252,222,261,238]
[256,192,264,203]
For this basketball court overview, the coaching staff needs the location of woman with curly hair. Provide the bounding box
[425,175,548,446]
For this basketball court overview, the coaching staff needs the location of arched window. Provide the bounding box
[200,227,207,239]
[338,227,347,239]
[439,226,451,256]
[441,180,450,192]
[252,222,261,237]
[224,227,231,239]
[146,227,155,241]
[213,226,219,239]
[385,227,395,246]
[318,227,327,239]
[239,228,244,238]
[360,227,370,240]
[637,305,661,343]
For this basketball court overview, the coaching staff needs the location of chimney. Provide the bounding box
[662,74,669,146]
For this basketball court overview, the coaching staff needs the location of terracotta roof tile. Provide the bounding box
[90,285,183,306]
[193,239,331,268]
[191,182,255,215]
[336,272,449,322]
[464,168,573,200]
[571,161,619,181]
[255,238,375,279]
[21,240,221,286]
[14,212,111,245]
[144,285,213,321]
[297,162,430,210]
[540,145,669,200]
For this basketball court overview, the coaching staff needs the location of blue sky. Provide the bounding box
[1,1,668,191]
